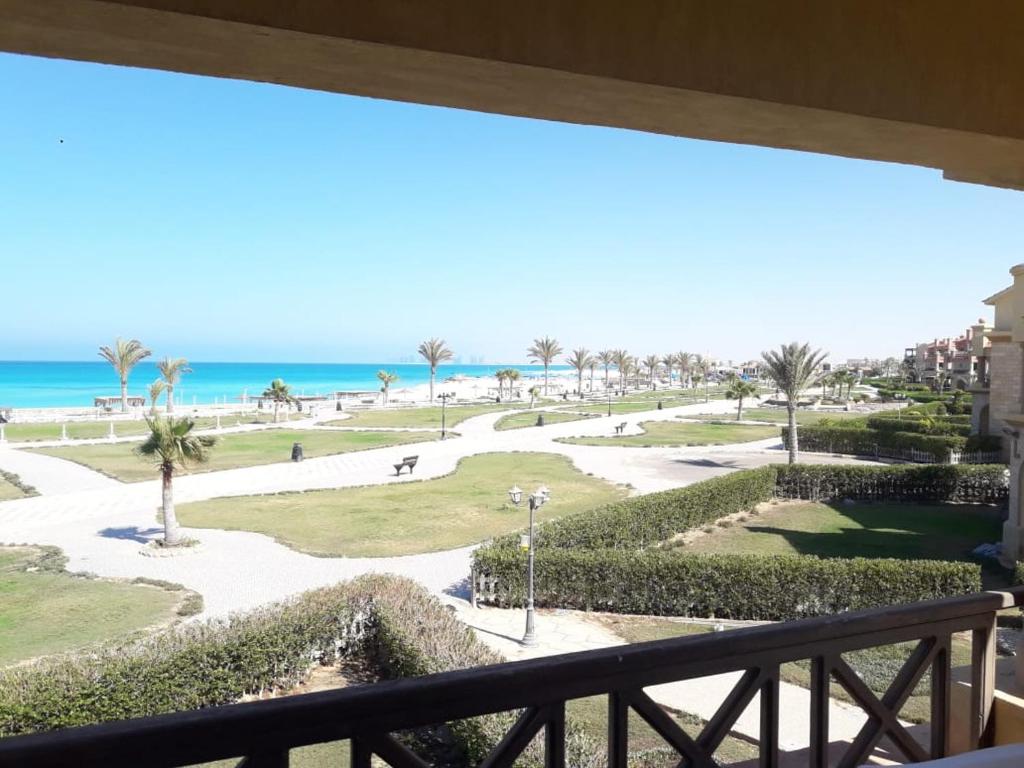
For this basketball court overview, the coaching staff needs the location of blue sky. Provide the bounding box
[2,52,1022,365]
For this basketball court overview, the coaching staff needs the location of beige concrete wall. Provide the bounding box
[989,343,1024,439]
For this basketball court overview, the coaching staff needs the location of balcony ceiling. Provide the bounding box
[2,0,1024,190]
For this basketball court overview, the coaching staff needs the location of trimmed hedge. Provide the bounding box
[0,575,598,767]
[773,464,1009,504]
[784,425,1001,462]
[473,464,1002,621]
[491,466,777,551]
[474,549,982,621]
[865,416,971,437]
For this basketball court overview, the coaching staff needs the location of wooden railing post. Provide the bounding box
[970,615,998,748]
[608,692,628,768]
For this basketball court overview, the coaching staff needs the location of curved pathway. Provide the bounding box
[0,398,878,618]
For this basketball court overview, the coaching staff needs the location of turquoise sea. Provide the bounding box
[0,361,570,409]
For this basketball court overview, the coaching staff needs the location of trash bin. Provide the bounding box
[291,442,304,462]
[536,414,545,427]
[657,401,663,410]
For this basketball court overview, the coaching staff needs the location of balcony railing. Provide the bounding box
[1,588,1022,768]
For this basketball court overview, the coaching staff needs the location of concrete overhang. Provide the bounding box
[2,1,1024,190]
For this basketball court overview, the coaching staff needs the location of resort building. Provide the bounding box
[973,266,1024,563]
[905,327,988,390]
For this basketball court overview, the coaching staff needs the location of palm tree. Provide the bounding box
[417,338,454,403]
[676,352,692,390]
[834,370,856,400]
[661,353,678,389]
[157,357,191,414]
[611,349,630,394]
[631,356,642,390]
[527,336,564,395]
[98,338,151,412]
[597,350,615,390]
[693,354,712,403]
[262,378,297,423]
[377,370,399,405]
[506,369,521,399]
[495,369,508,399]
[136,416,216,547]
[761,342,829,464]
[566,348,593,398]
[817,372,833,399]
[147,380,166,414]
[725,376,760,420]
[587,358,597,393]
[528,385,540,408]
[643,355,660,389]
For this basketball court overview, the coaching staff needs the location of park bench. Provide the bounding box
[393,455,419,476]
[614,421,627,435]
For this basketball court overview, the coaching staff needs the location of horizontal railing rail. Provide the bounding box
[2,587,1022,768]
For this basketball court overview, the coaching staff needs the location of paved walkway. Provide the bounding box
[451,602,875,754]
[0,397,883,617]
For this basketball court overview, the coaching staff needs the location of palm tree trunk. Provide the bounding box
[787,402,798,464]
[604,366,610,389]
[120,377,128,412]
[589,368,594,392]
[737,396,743,421]
[544,364,549,395]
[274,401,280,423]
[429,370,436,402]
[167,384,174,414]
[577,370,583,397]
[162,466,181,545]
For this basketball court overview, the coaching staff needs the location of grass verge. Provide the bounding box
[177,452,626,557]
[28,429,439,483]
[557,421,779,447]
[0,546,191,666]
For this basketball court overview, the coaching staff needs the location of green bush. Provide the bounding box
[785,425,1000,462]
[491,466,777,551]
[773,464,1008,504]
[0,574,597,767]
[865,416,971,436]
[473,464,1002,621]
[473,549,981,621]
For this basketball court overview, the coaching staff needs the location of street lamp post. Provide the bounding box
[607,387,612,417]
[437,391,455,439]
[509,484,550,647]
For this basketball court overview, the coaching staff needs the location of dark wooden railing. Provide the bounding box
[1,588,1021,768]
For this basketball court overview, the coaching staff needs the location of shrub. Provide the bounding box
[865,416,971,437]
[0,574,599,768]
[784,425,1000,462]
[490,466,777,551]
[773,464,1009,504]
[473,549,981,621]
[473,464,1003,621]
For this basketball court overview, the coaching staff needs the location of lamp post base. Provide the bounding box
[522,606,537,647]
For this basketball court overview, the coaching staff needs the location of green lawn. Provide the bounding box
[176,452,626,557]
[30,429,439,483]
[600,614,972,724]
[494,411,597,431]
[2,412,301,442]
[0,546,184,666]
[0,472,33,501]
[684,499,1001,562]
[567,694,758,766]
[558,421,779,447]
[324,403,517,429]
[689,408,866,425]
